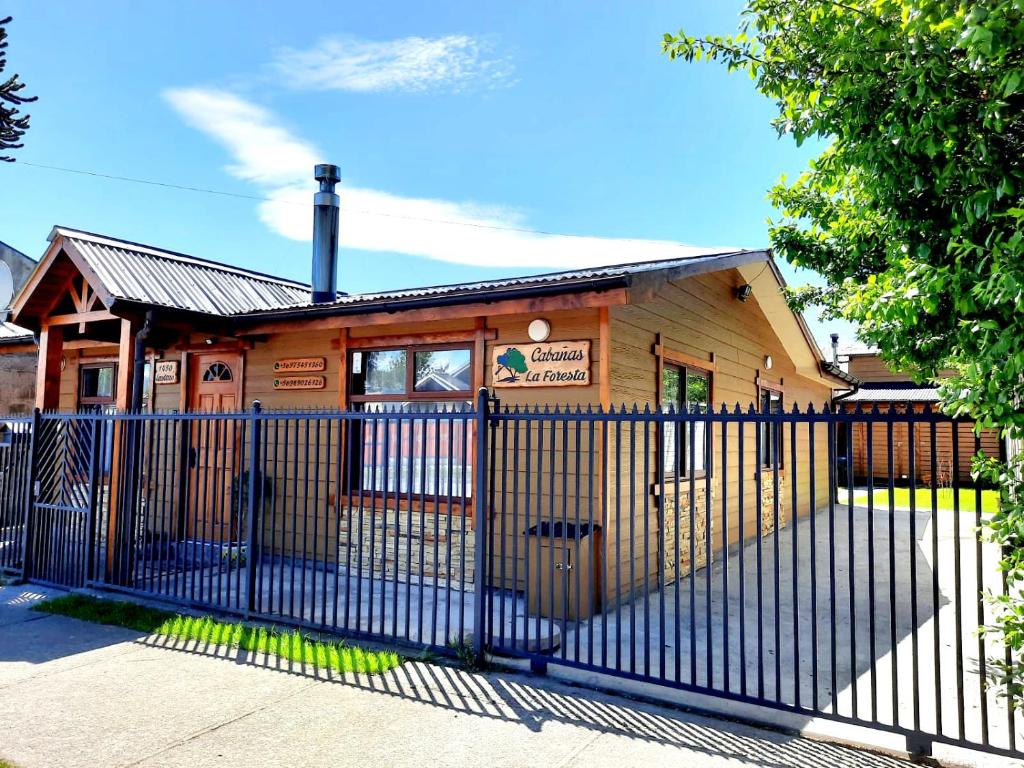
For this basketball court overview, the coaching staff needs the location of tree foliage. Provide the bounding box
[665,0,1024,706]
[0,15,36,162]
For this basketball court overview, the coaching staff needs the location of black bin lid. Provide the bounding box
[525,521,600,538]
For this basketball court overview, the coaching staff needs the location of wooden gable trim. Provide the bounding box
[10,237,65,319]
[42,309,117,327]
[11,236,116,328]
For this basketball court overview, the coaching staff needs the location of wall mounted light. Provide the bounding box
[735,284,753,302]
[528,318,551,342]
[764,354,773,370]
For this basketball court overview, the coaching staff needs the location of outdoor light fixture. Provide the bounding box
[735,284,753,302]
[764,354,773,370]
[528,318,551,342]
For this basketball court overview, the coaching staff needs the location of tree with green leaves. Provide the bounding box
[664,0,1024,707]
[1,15,36,162]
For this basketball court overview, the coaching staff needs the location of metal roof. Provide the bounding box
[835,383,941,402]
[53,227,316,316]
[50,227,762,320]
[240,249,760,316]
[0,320,33,344]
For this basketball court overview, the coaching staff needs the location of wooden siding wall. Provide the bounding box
[243,330,340,410]
[844,402,1001,484]
[846,354,910,383]
[607,269,833,599]
[485,310,604,598]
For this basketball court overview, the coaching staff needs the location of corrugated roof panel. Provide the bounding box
[262,250,750,312]
[51,227,764,320]
[59,229,314,316]
[0,321,32,342]
[837,386,941,402]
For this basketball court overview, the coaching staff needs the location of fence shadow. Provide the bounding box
[137,632,906,768]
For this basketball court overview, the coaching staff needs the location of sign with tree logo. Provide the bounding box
[492,341,590,388]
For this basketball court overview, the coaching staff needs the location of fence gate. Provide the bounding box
[25,414,103,587]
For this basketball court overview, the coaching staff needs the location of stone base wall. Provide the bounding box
[759,474,789,535]
[337,507,474,587]
[661,474,789,583]
[661,484,714,582]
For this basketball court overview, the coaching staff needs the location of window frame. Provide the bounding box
[348,343,474,403]
[78,361,118,406]
[346,343,475,506]
[654,336,715,481]
[757,376,785,470]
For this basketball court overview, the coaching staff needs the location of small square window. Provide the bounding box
[80,363,116,405]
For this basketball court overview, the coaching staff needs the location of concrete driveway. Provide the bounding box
[0,584,912,768]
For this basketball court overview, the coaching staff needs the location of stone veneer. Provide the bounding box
[336,507,475,587]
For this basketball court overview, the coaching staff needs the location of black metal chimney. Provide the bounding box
[830,333,839,364]
[311,163,341,303]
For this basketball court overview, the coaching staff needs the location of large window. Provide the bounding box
[349,346,473,498]
[760,385,784,469]
[661,363,711,477]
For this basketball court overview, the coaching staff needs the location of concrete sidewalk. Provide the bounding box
[0,585,939,768]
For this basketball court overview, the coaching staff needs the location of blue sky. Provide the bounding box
[1,1,855,349]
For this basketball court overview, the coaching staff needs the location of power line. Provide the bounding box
[12,160,713,246]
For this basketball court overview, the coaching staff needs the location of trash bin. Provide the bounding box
[525,521,602,621]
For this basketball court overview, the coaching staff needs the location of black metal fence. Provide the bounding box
[0,394,1019,761]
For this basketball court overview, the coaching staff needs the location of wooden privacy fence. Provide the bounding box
[0,394,1018,763]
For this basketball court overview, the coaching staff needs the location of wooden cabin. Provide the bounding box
[9,225,849,604]
[835,346,1002,485]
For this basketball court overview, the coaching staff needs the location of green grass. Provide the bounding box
[839,486,1001,514]
[33,594,402,674]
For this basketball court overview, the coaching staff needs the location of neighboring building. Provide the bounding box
[9,222,849,600]
[834,343,1001,484]
[0,240,37,416]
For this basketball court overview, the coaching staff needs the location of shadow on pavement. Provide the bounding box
[136,631,907,768]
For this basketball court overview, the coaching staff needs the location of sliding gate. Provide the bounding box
[482,402,1022,761]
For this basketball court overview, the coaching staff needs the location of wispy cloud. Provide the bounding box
[163,87,735,269]
[271,34,514,94]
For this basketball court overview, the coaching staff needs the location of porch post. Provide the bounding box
[34,325,64,410]
[106,318,138,581]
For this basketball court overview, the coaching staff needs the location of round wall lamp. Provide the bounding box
[764,354,773,370]
[528,318,551,342]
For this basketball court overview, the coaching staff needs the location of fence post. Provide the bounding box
[472,387,489,659]
[245,400,263,616]
[19,408,41,582]
[84,418,104,584]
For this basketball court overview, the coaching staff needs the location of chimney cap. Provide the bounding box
[830,333,839,343]
[315,164,341,184]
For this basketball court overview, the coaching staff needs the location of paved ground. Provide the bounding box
[130,501,1020,755]
[0,584,919,768]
